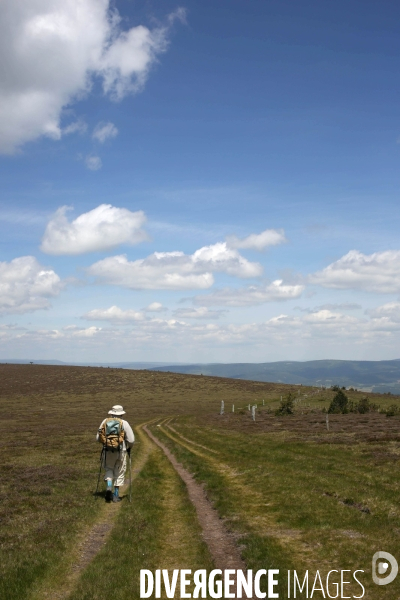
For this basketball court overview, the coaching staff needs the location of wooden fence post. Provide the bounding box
[326,413,329,431]
[252,405,256,421]
[220,400,224,415]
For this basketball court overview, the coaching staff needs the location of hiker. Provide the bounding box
[97,405,134,503]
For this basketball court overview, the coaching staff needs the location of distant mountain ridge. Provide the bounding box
[0,360,185,369]
[149,359,400,394]
[2,358,400,394]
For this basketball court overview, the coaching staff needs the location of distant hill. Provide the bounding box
[0,359,67,365]
[3,358,400,394]
[0,359,185,369]
[149,359,400,394]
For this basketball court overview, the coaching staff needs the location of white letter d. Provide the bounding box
[140,570,154,598]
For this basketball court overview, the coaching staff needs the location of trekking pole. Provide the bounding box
[129,452,132,504]
[95,446,104,500]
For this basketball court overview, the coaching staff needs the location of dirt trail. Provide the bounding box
[67,435,152,576]
[158,421,323,566]
[165,418,220,454]
[143,424,254,599]
[30,424,155,600]
[36,418,253,599]
[157,421,345,586]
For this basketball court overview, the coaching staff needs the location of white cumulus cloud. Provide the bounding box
[144,302,167,312]
[0,256,61,315]
[63,119,87,136]
[294,303,362,314]
[367,302,400,322]
[41,204,149,255]
[88,254,214,290]
[4,302,400,360]
[302,309,359,325]
[92,121,118,143]
[310,250,400,293]
[173,307,227,319]
[193,280,304,307]
[192,243,262,278]
[83,306,144,322]
[226,228,287,251]
[72,326,102,337]
[85,154,102,171]
[0,1,184,153]
[87,242,262,290]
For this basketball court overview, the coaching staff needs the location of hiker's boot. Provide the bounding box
[105,478,113,502]
[113,494,122,503]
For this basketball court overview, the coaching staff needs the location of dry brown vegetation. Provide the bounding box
[1,363,400,599]
[209,411,400,444]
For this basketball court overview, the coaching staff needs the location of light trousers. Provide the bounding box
[103,449,127,486]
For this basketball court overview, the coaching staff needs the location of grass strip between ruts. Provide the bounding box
[149,423,295,599]
[67,437,214,600]
[150,420,400,600]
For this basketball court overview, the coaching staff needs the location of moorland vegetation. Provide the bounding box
[1,364,400,599]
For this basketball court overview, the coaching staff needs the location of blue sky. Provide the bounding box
[1,0,400,363]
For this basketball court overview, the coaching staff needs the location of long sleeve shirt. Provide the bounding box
[96,418,135,450]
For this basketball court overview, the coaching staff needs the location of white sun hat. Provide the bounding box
[108,405,126,416]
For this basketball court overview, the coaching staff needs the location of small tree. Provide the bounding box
[276,392,294,416]
[355,397,378,414]
[328,389,349,414]
[384,404,400,417]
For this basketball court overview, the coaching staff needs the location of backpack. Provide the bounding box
[98,418,125,451]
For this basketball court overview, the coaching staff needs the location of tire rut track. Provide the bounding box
[143,424,254,599]
[157,421,336,577]
[165,418,220,454]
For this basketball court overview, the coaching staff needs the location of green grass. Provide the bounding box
[68,431,214,600]
[150,418,400,598]
[2,364,400,598]
[0,425,103,599]
[68,450,167,600]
